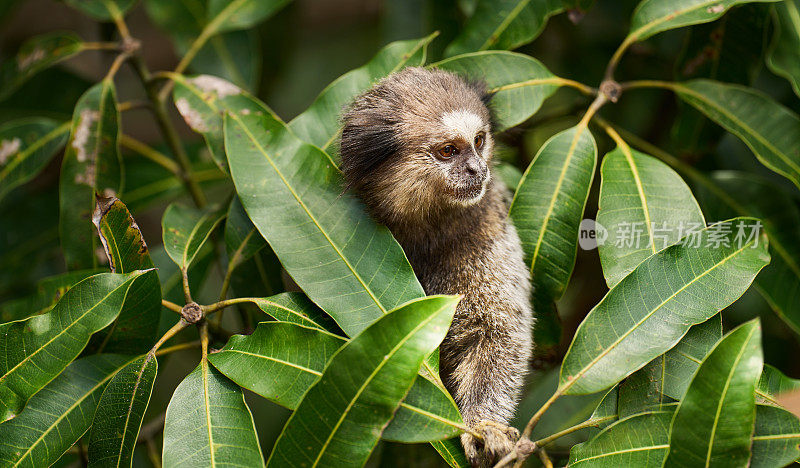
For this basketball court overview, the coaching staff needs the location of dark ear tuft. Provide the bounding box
[339,108,400,193]
[466,78,498,130]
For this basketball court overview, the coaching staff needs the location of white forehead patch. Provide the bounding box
[441,110,483,140]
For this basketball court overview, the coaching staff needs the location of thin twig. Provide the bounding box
[82,41,120,51]
[161,299,183,314]
[181,269,193,303]
[203,297,261,314]
[537,448,554,468]
[155,340,201,357]
[120,135,181,174]
[534,416,614,448]
[148,320,189,355]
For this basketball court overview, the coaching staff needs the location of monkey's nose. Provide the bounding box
[465,157,485,177]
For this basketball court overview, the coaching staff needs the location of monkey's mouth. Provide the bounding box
[451,176,488,205]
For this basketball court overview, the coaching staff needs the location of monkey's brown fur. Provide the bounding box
[340,67,533,467]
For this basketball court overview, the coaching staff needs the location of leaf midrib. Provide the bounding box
[632,0,732,41]
[0,121,70,179]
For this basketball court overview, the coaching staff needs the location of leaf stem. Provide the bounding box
[618,79,675,91]
[120,135,181,174]
[203,297,260,314]
[537,448,554,468]
[82,41,120,51]
[148,319,190,355]
[604,35,635,80]
[117,100,150,112]
[155,340,201,357]
[533,415,615,448]
[161,299,183,314]
[181,268,193,303]
[200,321,210,360]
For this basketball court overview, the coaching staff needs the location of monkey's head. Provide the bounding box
[340,67,494,225]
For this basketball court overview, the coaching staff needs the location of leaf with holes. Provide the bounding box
[87,354,157,468]
[225,108,425,336]
[90,196,161,354]
[672,79,800,190]
[433,51,562,131]
[59,80,122,271]
[444,0,563,57]
[162,360,263,467]
[767,0,800,96]
[0,355,132,467]
[0,271,147,422]
[560,219,769,395]
[289,33,437,155]
[665,320,763,467]
[266,296,457,467]
[0,118,69,201]
[0,32,85,101]
[162,202,225,273]
[568,411,673,467]
[597,145,705,288]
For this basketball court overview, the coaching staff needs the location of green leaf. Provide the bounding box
[87,354,157,468]
[432,51,562,131]
[597,145,705,288]
[207,0,291,34]
[665,319,763,467]
[444,0,563,57]
[626,0,780,44]
[591,386,619,428]
[162,360,263,468]
[224,108,425,337]
[143,0,262,91]
[224,196,266,273]
[208,321,345,409]
[0,118,69,201]
[172,73,281,172]
[0,269,100,323]
[618,358,671,418]
[0,32,85,101]
[662,314,723,400]
[0,355,132,467]
[266,296,458,467]
[0,271,147,421]
[430,438,470,468]
[210,320,462,443]
[250,292,340,333]
[560,218,769,395]
[90,196,161,354]
[162,202,225,272]
[751,403,800,467]
[672,79,800,190]
[757,364,800,404]
[289,34,436,154]
[510,125,597,302]
[767,0,800,96]
[567,411,672,467]
[695,171,800,336]
[59,80,122,271]
[62,0,136,20]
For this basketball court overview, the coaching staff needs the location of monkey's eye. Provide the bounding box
[438,144,457,159]
[474,134,485,149]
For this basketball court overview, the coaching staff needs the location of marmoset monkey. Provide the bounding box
[340,67,533,467]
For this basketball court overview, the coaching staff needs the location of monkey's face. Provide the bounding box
[422,110,493,206]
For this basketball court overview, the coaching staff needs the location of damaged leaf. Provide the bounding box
[59,80,122,271]
[0,32,85,101]
[0,118,70,201]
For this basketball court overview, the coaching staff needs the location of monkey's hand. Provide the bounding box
[461,420,520,468]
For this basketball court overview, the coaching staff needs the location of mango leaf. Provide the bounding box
[751,403,800,467]
[208,321,345,409]
[251,292,339,333]
[662,314,722,400]
[224,196,266,273]
[0,271,147,422]
[87,354,157,468]
[172,73,280,172]
[207,0,291,34]
[383,376,463,443]
[0,269,100,323]
[62,0,136,20]
[617,359,671,418]
[0,32,85,101]
[162,360,263,467]
[0,355,132,467]
[433,51,562,131]
[567,411,672,467]
[665,319,763,467]
[90,196,161,354]
[672,79,800,190]
[625,0,780,45]
[225,106,425,337]
[695,171,800,336]
[767,0,800,97]
[444,0,563,57]
[591,387,619,428]
[143,0,262,91]
[59,80,122,271]
[266,296,458,467]
[597,145,705,288]
[0,118,69,201]
[757,364,800,404]
[560,218,769,395]
[289,34,437,154]
[430,438,470,468]
[162,202,225,272]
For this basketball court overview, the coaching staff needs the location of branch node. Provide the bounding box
[181,302,203,324]
[121,37,141,54]
[516,438,537,457]
[600,79,621,103]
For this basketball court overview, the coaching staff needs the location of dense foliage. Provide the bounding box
[1,0,799,466]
